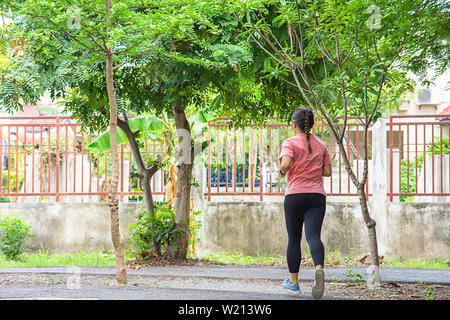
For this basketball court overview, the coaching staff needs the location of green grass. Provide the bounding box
[0,249,447,270]
[201,251,286,266]
[382,256,448,270]
[201,250,449,270]
[0,249,123,267]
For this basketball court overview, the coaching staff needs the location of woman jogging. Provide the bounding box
[278,107,332,300]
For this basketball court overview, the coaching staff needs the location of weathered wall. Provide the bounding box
[0,201,448,259]
[199,201,369,257]
[199,200,449,259]
[384,202,449,259]
[0,203,137,253]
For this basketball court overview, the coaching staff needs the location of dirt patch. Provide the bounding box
[126,257,226,268]
[323,281,449,300]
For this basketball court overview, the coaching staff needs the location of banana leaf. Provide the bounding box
[86,116,165,153]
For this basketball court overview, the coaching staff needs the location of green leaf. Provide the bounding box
[148,118,165,133]
[87,129,129,154]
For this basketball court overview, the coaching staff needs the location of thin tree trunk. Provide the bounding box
[105,0,126,285]
[337,130,381,285]
[117,116,161,255]
[170,98,192,260]
[117,117,157,213]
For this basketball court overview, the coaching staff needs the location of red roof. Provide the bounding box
[436,105,450,121]
[14,104,40,117]
[13,104,55,144]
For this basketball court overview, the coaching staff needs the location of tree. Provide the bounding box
[2,0,213,284]
[1,0,255,261]
[228,0,449,285]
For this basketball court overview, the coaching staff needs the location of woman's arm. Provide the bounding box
[322,164,332,177]
[279,156,293,177]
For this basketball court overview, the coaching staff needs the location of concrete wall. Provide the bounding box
[199,200,449,260]
[0,200,448,259]
[0,203,137,253]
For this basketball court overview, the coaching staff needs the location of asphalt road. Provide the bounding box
[0,284,346,300]
[0,265,448,284]
[0,266,447,300]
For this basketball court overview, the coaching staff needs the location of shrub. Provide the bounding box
[0,215,33,260]
[127,202,182,258]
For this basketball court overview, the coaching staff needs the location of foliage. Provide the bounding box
[203,251,286,266]
[226,0,449,169]
[0,214,33,260]
[0,248,134,267]
[127,201,182,257]
[427,137,449,155]
[189,210,202,253]
[400,137,448,202]
[1,145,24,194]
[423,286,435,300]
[343,269,364,284]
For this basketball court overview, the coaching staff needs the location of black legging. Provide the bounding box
[284,193,326,273]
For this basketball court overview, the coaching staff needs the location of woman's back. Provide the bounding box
[279,132,331,196]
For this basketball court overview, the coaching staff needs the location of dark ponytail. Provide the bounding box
[292,108,314,153]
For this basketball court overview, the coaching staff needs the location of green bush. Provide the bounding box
[127,202,182,258]
[0,215,33,260]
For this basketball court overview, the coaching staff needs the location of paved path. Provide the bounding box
[0,266,447,300]
[0,265,448,284]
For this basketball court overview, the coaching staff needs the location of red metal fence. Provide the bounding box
[0,115,448,203]
[388,114,450,202]
[205,117,371,201]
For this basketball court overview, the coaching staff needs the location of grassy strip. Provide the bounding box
[201,250,448,270]
[0,249,447,270]
[0,249,120,267]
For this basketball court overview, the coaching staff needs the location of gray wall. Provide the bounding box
[0,203,137,253]
[1,200,448,259]
[199,201,449,259]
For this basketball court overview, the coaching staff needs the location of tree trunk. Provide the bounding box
[357,183,381,287]
[117,116,161,256]
[334,134,381,285]
[105,51,127,285]
[117,117,156,213]
[169,98,192,260]
[105,0,126,284]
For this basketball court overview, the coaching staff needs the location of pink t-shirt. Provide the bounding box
[278,133,331,196]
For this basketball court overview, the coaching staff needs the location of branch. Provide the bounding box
[113,48,152,71]
[149,162,160,177]
[236,14,292,70]
[341,32,357,66]
[114,38,148,55]
[372,34,382,63]
[41,5,107,56]
[246,13,296,69]
[117,117,147,175]
[291,68,339,140]
[129,2,194,10]
[130,171,144,180]
[311,10,337,65]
